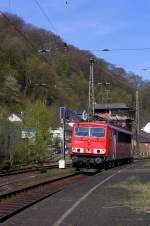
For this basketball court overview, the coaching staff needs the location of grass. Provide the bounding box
[113,176,150,213]
[143,160,150,167]
[46,167,75,177]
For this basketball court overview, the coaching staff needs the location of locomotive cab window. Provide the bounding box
[74,127,105,138]
[90,128,105,138]
[75,127,89,137]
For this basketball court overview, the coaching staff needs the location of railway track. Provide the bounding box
[0,162,72,177]
[0,162,136,223]
[0,172,86,223]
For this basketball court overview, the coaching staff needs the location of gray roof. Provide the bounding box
[140,130,150,143]
[95,102,130,110]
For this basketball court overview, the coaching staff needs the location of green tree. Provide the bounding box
[52,51,70,78]
[23,100,51,162]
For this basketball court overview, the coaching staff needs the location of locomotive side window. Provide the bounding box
[118,131,131,143]
[75,127,89,137]
[90,128,105,138]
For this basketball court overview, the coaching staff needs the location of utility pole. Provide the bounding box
[104,82,111,110]
[101,83,111,103]
[88,57,95,120]
[101,83,112,115]
[59,107,66,169]
[62,118,66,161]
[136,89,140,155]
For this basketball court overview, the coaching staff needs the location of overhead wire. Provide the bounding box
[1,10,150,97]
[0,11,35,50]
[94,59,150,106]
[96,63,132,88]
[1,11,149,92]
[34,0,60,35]
[0,11,50,64]
[92,47,150,96]
[98,63,150,96]
[8,0,11,12]
[0,11,69,95]
[89,47,150,52]
[94,65,150,110]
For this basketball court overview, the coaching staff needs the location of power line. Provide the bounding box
[1,12,150,97]
[0,12,35,50]
[95,62,150,104]
[103,64,150,70]
[34,0,59,35]
[8,0,11,12]
[100,64,150,96]
[0,11,49,64]
[90,47,150,52]
[99,66,131,88]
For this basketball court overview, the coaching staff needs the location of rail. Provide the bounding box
[0,162,72,177]
[0,171,86,222]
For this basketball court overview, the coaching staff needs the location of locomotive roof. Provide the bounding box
[73,121,132,135]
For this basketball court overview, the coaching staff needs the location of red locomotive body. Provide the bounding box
[71,121,133,171]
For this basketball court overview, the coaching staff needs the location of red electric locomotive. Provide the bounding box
[71,121,133,171]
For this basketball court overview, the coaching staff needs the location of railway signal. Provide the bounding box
[59,107,88,168]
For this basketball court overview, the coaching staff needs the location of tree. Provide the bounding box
[23,100,51,162]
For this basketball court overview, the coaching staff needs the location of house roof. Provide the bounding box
[8,114,22,122]
[141,122,150,133]
[140,130,150,143]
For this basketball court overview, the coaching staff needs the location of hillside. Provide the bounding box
[0,13,150,127]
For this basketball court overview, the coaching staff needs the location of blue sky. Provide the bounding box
[1,0,150,80]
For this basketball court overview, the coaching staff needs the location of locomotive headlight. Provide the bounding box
[72,148,84,153]
[72,148,77,152]
[100,149,106,154]
[93,149,106,154]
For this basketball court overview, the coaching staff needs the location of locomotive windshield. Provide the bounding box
[75,127,89,137]
[74,127,105,138]
[90,128,105,137]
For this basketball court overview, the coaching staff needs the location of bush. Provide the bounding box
[0,158,11,170]
[40,166,47,173]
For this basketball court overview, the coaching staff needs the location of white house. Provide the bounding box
[141,122,150,133]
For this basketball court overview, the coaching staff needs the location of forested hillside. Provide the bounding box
[0,13,150,126]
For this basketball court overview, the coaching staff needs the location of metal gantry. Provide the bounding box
[88,57,95,120]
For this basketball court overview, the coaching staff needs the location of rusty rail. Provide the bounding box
[0,172,85,222]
